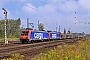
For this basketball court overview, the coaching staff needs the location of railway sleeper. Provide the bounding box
[0,55,11,59]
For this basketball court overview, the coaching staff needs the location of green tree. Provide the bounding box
[39,23,44,31]
[0,20,4,38]
[0,18,21,38]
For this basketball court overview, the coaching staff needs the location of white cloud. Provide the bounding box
[7,11,13,19]
[0,10,4,19]
[0,0,13,19]
[37,4,56,15]
[22,3,37,14]
[78,0,90,11]
[17,0,26,2]
[1,11,13,19]
[11,0,26,3]
[0,7,13,19]
[0,0,8,5]
[16,0,90,33]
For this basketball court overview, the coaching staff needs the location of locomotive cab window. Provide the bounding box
[21,31,29,36]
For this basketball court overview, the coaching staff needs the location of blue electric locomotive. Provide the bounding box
[50,31,60,39]
[20,30,49,43]
[20,29,60,43]
[30,31,48,40]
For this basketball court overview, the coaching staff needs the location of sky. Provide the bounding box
[0,0,90,34]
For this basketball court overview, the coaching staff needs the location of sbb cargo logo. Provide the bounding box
[52,34,56,38]
[34,33,43,39]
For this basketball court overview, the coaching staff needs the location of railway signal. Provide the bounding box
[2,8,8,44]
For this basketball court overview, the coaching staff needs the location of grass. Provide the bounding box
[0,53,24,60]
[31,39,90,60]
[0,38,19,41]
[1,39,90,60]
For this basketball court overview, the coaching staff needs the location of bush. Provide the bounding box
[0,53,24,60]
[31,40,90,60]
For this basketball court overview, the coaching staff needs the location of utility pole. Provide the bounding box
[2,8,8,44]
[38,20,39,30]
[27,18,34,29]
[59,25,60,32]
[56,27,57,32]
[27,18,29,28]
[64,28,66,34]
[56,23,57,32]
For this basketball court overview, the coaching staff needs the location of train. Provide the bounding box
[20,28,74,44]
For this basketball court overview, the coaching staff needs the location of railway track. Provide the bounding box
[0,41,22,47]
[0,38,82,59]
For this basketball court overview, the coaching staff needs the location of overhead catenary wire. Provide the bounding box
[67,0,89,24]
[60,0,75,18]
[9,0,62,29]
[9,0,53,16]
[0,2,88,33]
[10,0,72,25]
[67,0,77,16]
[9,0,57,21]
[1,0,89,22]
[37,0,78,28]
[67,0,86,25]
[0,0,31,18]
[61,0,78,25]
[38,0,76,18]
[35,0,90,32]
[26,0,90,28]
[10,0,36,13]
[0,0,34,29]
[67,0,74,11]
[37,0,73,17]
[10,0,78,20]
[1,0,90,27]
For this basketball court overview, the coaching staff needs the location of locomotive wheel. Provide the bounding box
[26,41,28,44]
[22,41,25,44]
[31,40,34,43]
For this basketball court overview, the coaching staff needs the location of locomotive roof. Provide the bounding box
[33,30,47,32]
[22,28,60,33]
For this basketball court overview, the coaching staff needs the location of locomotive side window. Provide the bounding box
[21,31,29,36]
